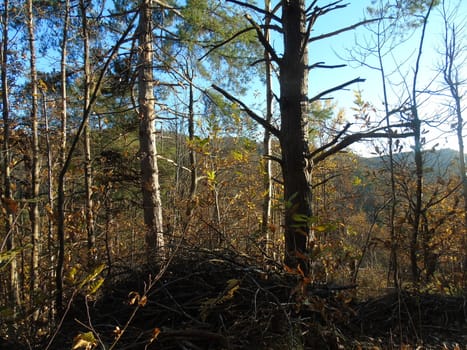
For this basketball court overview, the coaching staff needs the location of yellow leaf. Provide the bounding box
[72,332,97,350]
[206,170,216,182]
[313,225,328,232]
[67,264,81,284]
[128,291,140,305]
[231,150,243,161]
[87,277,104,296]
[113,326,122,338]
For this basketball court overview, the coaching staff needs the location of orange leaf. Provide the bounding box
[283,265,296,274]
[296,264,305,278]
[139,295,148,307]
[149,327,161,343]
[2,197,18,214]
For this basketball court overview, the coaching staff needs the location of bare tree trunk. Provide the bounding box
[27,0,41,318]
[185,66,197,224]
[371,13,400,288]
[410,115,422,283]
[261,0,273,258]
[1,0,19,313]
[80,0,96,265]
[280,0,311,270]
[409,3,434,283]
[60,0,69,169]
[455,97,467,285]
[55,0,70,314]
[41,88,54,284]
[137,0,165,260]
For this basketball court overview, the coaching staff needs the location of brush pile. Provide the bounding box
[43,248,466,349]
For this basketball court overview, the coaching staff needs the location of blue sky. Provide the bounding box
[300,1,466,155]
[34,0,465,156]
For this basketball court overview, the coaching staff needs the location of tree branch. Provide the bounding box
[310,122,352,158]
[245,14,281,64]
[226,0,281,23]
[309,18,380,43]
[263,153,283,166]
[153,0,183,17]
[312,127,414,164]
[211,84,280,138]
[199,27,255,61]
[308,62,346,70]
[309,77,365,103]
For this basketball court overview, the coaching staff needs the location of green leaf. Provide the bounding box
[0,244,32,270]
[79,264,106,289]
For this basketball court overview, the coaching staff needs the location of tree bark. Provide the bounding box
[186,65,197,224]
[410,114,422,283]
[279,0,312,270]
[261,0,273,258]
[409,2,434,283]
[60,0,69,169]
[80,0,96,265]
[27,0,41,317]
[56,0,70,313]
[138,0,165,260]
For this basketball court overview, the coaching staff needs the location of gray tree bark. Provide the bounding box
[261,0,273,258]
[137,0,165,260]
[27,0,41,317]
[80,0,96,265]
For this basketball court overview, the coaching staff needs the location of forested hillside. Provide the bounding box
[0,0,466,349]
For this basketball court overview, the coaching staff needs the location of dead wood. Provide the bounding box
[44,247,467,349]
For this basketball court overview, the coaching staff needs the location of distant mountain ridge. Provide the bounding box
[359,148,463,178]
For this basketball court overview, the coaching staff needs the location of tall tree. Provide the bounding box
[352,0,442,286]
[260,0,274,257]
[278,0,312,269]
[54,0,70,315]
[137,0,165,259]
[80,0,96,264]
[185,62,197,224]
[60,0,69,170]
[174,0,261,233]
[361,1,404,288]
[407,1,434,283]
[1,0,20,312]
[213,1,412,270]
[26,0,41,315]
[440,0,467,283]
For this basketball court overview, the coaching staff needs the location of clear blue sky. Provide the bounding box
[302,1,466,155]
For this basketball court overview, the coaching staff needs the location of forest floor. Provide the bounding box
[28,248,467,349]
